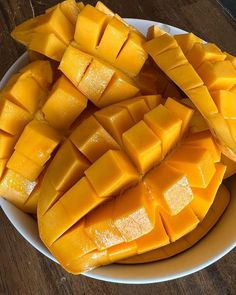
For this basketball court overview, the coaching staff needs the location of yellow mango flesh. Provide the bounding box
[135,209,170,254]
[225,52,236,68]
[0,99,32,135]
[167,146,216,188]
[211,90,236,119]
[142,95,162,110]
[144,104,182,157]
[0,159,7,179]
[174,33,203,55]
[0,169,37,207]
[197,60,236,90]
[15,120,61,166]
[143,34,178,56]
[7,151,43,181]
[46,140,90,192]
[95,106,135,146]
[108,241,137,262]
[187,43,226,69]
[182,130,221,163]
[113,182,155,242]
[164,97,194,136]
[50,220,96,267]
[29,33,67,62]
[160,205,199,242]
[190,163,226,220]
[78,59,114,104]
[97,16,129,63]
[42,75,87,130]
[85,200,124,250]
[74,4,109,51]
[122,120,162,173]
[23,180,41,214]
[221,154,236,178]
[144,163,193,215]
[3,74,47,114]
[147,25,166,40]
[117,97,150,123]
[0,130,18,158]
[59,45,92,87]
[85,150,139,198]
[70,116,119,162]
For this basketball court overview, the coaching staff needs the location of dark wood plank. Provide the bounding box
[0,0,236,294]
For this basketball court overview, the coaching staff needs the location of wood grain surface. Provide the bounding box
[0,0,236,294]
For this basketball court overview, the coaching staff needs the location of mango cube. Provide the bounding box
[187,43,226,69]
[85,150,139,197]
[50,220,96,266]
[166,146,216,188]
[7,151,43,181]
[15,120,61,166]
[165,97,194,136]
[74,4,109,51]
[166,63,203,91]
[97,16,129,63]
[0,130,18,158]
[143,34,178,56]
[117,97,150,123]
[4,74,47,114]
[98,71,140,107]
[135,209,170,254]
[185,85,218,116]
[153,47,187,72]
[29,33,67,61]
[42,75,87,130]
[190,164,226,220]
[108,241,137,262]
[0,169,37,207]
[122,121,162,173]
[160,206,199,242]
[46,140,90,192]
[70,116,119,162]
[95,106,135,146]
[144,163,193,215]
[115,31,148,76]
[85,200,124,250]
[183,130,221,163]
[174,32,203,54]
[197,60,236,90]
[23,180,42,214]
[0,99,32,135]
[225,52,236,69]
[113,183,155,241]
[211,90,236,119]
[143,95,162,110]
[144,104,182,157]
[57,0,80,25]
[78,59,114,104]
[0,159,7,179]
[147,25,166,40]
[59,45,92,87]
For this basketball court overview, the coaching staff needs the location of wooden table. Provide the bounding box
[0,0,236,294]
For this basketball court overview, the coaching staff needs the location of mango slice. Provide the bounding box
[144,163,193,215]
[211,90,236,119]
[95,106,135,146]
[0,159,7,179]
[167,146,216,188]
[225,52,236,69]
[160,205,199,242]
[113,182,155,241]
[142,95,162,110]
[42,75,87,130]
[108,241,137,262]
[85,150,139,197]
[165,97,194,136]
[15,120,61,166]
[174,33,203,54]
[45,140,90,192]
[122,120,162,173]
[190,163,226,220]
[50,220,96,266]
[85,200,124,250]
[70,116,119,162]
[144,104,182,157]
[143,34,178,56]
[135,209,170,254]
[23,179,42,214]
[221,154,236,178]
[0,130,18,158]
[0,99,32,135]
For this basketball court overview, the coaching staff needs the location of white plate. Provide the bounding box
[0,19,236,284]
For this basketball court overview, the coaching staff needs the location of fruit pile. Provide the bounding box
[0,0,235,274]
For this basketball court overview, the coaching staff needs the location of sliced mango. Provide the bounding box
[70,116,119,162]
[0,159,7,179]
[174,32,203,54]
[85,150,139,198]
[144,163,193,215]
[108,241,137,262]
[122,120,162,173]
[211,90,236,119]
[0,130,18,158]
[221,154,236,178]
[142,95,162,110]
[143,34,178,56]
